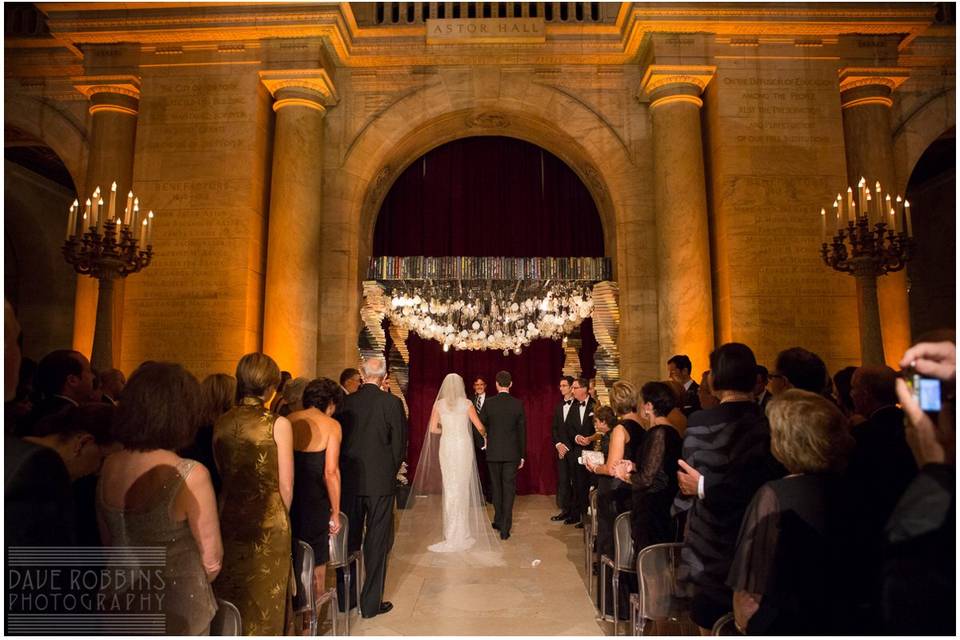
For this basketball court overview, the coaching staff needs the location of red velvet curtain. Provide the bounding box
[374,136,604,494]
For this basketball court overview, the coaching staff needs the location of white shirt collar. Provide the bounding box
[683,379,694,391]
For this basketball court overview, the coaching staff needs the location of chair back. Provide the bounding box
[589,488,599,536]
[292,539,315,612]
[635,542,693,622]
[612,511,635,571]
[328,510,350,566]
[711,612,740,635]
[210,598,242,636]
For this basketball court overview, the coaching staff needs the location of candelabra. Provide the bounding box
[62,182,155,370]
[819,177,914,365]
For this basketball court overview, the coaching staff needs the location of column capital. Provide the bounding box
[638,65,716,109]
[259,69,338,113]
[72,75,141,115]
[838,67,910,109]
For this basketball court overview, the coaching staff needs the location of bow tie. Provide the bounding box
[579,401,587,407]
[564,400,573,406]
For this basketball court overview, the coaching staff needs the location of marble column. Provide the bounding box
[260,72,337,377]
[72,76,140,371]
[640,66,716,375]
[839,68,911,365]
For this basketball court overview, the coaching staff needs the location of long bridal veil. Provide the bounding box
[394,373,504,568]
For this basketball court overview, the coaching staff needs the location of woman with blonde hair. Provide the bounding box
[728,389,854,634]
[213,353,293,635]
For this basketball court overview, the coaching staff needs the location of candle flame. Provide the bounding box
[111,181,117,191]
[98,198,104,206]
[820,208,826,216]
[128,190,134,198]
[832,201,838,208]
[904,200,910,208]
[886,194,891,202]
[86,198,92,206]
[73,199,79,207]
[82,213,87,220]
[148,211,154,219]
[142,219,148,226]
[858,177,866,187]
[896,195,902,203]
[847,186,853,193]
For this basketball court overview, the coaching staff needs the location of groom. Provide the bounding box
[479,370,526,540]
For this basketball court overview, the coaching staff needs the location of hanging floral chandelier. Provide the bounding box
[386,281,593,355]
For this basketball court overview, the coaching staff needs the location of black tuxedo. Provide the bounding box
[338,383,408,616]
[479,391,526,535]
[564,396,596,520]
[552,397,576,511]
[680,381,701,416]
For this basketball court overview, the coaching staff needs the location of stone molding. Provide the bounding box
[838,67,910,109]
[258,69,339,107]
[638,64,716,108]
[72,74,141,115]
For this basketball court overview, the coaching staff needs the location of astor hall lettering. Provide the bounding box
[426,18,545,43]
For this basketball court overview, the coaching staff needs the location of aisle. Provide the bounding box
[350,495,603,636]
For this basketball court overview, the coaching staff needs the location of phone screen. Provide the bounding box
[914,375,942,412]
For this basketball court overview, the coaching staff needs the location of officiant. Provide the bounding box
[469,376,493,503]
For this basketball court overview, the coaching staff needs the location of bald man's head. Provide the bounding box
[851,365,898,417]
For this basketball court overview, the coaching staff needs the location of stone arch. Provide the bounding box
[892,87,956,192]
[319,69,656,382]
[4,95,88,191]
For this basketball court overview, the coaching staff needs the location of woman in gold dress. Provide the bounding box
[213,353,294,635]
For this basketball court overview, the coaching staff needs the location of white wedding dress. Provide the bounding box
[429,397,478,552]
[394,373,503,566]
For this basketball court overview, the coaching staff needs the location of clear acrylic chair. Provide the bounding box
[599,510,635,636]
[711,612,741,635]
[585,488,599,598]
[210,598,241,636]
[328,511,363,635]
[628,542,696,636]
[293,539,338,636]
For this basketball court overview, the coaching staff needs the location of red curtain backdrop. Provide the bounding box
[374,136,604,494]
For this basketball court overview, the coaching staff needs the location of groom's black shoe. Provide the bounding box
[492,522,500,530]
[362,602,393,618]
[500,531,510,540]
[551,511,569,522]
[563,516,579,525]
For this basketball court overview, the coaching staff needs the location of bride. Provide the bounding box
[400,373,502,557]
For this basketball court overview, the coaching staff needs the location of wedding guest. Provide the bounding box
[268,370,292,414]
[288,378,344,616]
[551,376,577,522]
[180,373,236,495]
[675,343,785,632]
[661,379,689,435]
[668,354,700,415]
[585,381,643,618]
[98,361,221,635]
[753,365,771,412]
[885,339,955,634]
[276,376,309,417]
[339,368,362,395]
[768,347,828,395]
[213,353,293,635]
[28,349,95,431]
[565,377,597,527]
[697,370,720,410]
[614,381,684,551]
[833,366,857,418]
[70,403,119,546]
[588,378,599,403]
[99,368,125,405]
[728,389,854,634]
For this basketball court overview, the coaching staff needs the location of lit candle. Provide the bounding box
[875,181,882,222]
[904,200,912,236]
[90,192,99,229]
[124,190,134,225]
[888,204,897,233]
[865,189,872,224]
[832,200,839,235]
[84,199,92,230]
[107,181,117,223]
[895,194,903,229]
[97,198,105,233]
[141,218,149,248]
[66,202,76,240]
[820,208,826,244]
[146,211,154,246]
[846,187,854,225]
[858,177,866,220]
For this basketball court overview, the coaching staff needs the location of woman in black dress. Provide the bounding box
[288,378,344,604]
[585,381,645,618]
[727,389,854,634]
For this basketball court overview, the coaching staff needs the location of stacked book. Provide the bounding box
[367,256,611,282]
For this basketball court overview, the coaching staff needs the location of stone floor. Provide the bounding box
[333,495,608,636]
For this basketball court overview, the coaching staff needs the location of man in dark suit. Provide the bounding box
[754,365,772,412]
[479,370,526,540]
[338,357,408,618]
[469,376,493,503]
[23,349,95,435]
[845,364,919,632]
[565,376,596,527]
[550,375,576,521]
[668,354,700,416]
